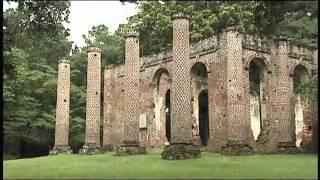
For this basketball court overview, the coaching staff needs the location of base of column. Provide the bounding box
[277,141,301,153]
[79,143,100,155]
[114,141,147,156]
[49,145,72,155]
[161,143,201,160]
[100,144,113,153]
[221,141,253,156]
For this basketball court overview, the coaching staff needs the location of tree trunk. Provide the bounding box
[19,137,25,158]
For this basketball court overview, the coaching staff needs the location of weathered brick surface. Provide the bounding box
[207,34,227,152]
[102,65,114,150]
[109,66,125,145]
[84,47,101,149]
[53,59,71,153]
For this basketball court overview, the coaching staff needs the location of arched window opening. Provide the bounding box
[151,68,171,146]
[249,58,268,141]
[293,65,310,147]
[190,62,209,146]
[191,62,208,89]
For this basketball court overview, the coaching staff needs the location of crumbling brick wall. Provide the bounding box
[101,28,316,153]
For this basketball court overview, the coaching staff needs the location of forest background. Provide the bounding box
[3,0,318,159]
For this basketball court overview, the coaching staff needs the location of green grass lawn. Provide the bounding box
[3,150,318,179]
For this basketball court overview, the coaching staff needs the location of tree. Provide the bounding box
[117,1,318,56]
[83,24,125,65]
[3,0,72,158]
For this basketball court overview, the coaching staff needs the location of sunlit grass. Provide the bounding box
[3,151,318,179]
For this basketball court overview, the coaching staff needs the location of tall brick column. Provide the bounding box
[115,31,146,156]
[102,65,114,151]
[80,47,101,154]
[161,13,200,160]
[274,37,296,152]
[221,26,252,155]
[50,59,72,155]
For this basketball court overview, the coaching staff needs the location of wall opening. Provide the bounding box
[165,89,171,142]
[293,64,309,147]
[249,58,268,141]
[190,62,208,146]
[199,90,209,146]
[152,68,171,146]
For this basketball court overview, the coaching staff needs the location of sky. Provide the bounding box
[3,1,138,47]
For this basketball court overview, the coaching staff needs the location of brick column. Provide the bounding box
[115,31,146,155]
[221,26,252,155]
[102,65,114,151]
[274,37,296,151]
[50,59,72,155]
[161,13,200,160]
[81,47,101,154]
[208,36,227,152]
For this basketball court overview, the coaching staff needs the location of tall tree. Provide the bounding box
[3,1,72,158]
[118,1,318,56]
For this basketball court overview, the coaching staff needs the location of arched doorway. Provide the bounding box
[292,64,310,147]
[165,89,171,142]
[249,58,268,141]
[199,90,209,146]
[190,62,209,146]
[151,68,171,146]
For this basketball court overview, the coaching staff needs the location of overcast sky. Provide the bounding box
[3,1,138,47]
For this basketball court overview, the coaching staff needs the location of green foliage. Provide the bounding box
[249,62,262,96]
[294,75,318,102]
[3,0,71,157]
[118,1,317,55]
[191,63,208,89]
[194,76,208,90]
[83,24,125,65]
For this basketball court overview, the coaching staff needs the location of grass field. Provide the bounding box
[3,150,318,179]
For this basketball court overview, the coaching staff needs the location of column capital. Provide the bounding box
[87,47,101,53]
[224,24,243,32]
[125,31,139,38]
[58,59,70,64]
[274,36,288,42]
[172,12,190,20]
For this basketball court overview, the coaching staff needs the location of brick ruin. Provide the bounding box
[52,13,318,158]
